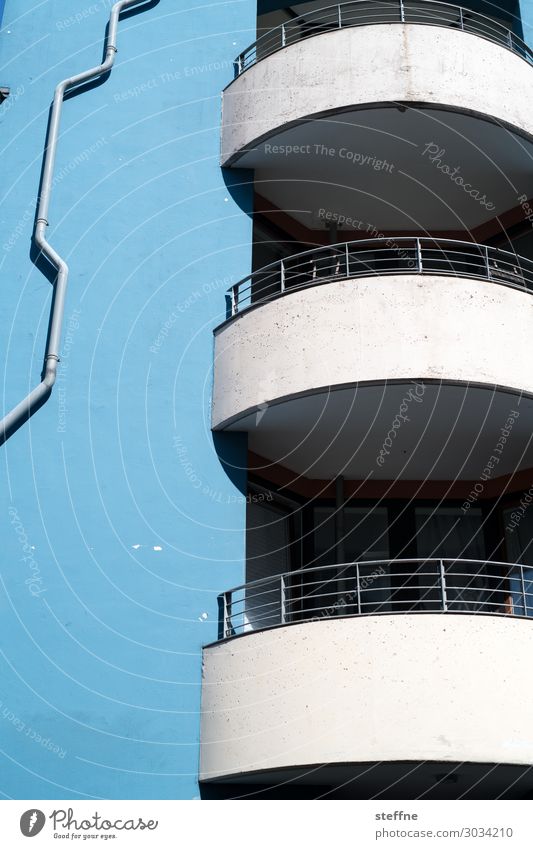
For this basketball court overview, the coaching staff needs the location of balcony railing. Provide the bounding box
[233,0,533,77]
[226,238,533,317]
[218,558,533,640]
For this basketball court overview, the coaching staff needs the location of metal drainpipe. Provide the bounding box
[0,0,152,445]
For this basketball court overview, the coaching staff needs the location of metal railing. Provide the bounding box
[226,238,533,317]
[233,0,533,77]
[218,558,533,640]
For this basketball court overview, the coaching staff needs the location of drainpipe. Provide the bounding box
[0,0,152,445]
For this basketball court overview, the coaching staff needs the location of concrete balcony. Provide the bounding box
[222,2,533,168]
[212,238,533,481]
[200,603,533,792]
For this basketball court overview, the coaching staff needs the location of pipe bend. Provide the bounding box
[43,360,59,388]
[0,0,155,444]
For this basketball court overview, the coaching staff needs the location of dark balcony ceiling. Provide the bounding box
[233,105,533,233]
[203,760,533,799]
[226,383,533,481]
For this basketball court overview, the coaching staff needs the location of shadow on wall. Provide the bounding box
[212,431,248,641]
[222,167,254,215]
[212,431,248,499]
[221,168,254,318]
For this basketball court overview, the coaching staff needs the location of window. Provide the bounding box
[313,505,389,565]
[504,506,533,616]
[415,507,491,611]
[244,491,300,630]
[310,506,391,614]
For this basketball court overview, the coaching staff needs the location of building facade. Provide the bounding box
[1,0,533,801]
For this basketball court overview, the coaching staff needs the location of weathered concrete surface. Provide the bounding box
[200,614,533,780]
[213,275,533,428]
[222,24,533,164]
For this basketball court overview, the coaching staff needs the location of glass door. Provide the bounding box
[245,496,294,631]
[503,507,533,616]
[311,505,391,615]
[415,506,490,611]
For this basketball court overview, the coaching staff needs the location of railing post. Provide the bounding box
[280,574,286,624]
[440,559,448,612]
[485,244,490,279]
[399,0,405,23]
[356,561,362,614]
[237,55,243,76]
[345,242,350,277]
[416,238,423,273]
[281,22,286,47]
[223,592,231,638]
[508,29,513,49]
[231,285,237,316]
[459,7,464,30]
[280,259,286,293]
[520,564,527,616]
[338,4,342,28]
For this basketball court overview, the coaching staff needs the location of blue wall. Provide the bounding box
[0,0,253,799]
[520,0,533,43]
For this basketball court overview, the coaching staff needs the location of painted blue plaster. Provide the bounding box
[0,0,253,799]
[520,0,533,43]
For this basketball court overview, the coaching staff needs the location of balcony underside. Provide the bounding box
[224,383,533,481]
[200,615,533,791]
[237,104,533,235]
[201,762,533,800]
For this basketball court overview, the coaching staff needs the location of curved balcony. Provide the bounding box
[221,3,533,170]
[218,558,533,640]
[225,238,533,317]
[201,578,533,788]
[212,239,533,478]
[234,1,533,77]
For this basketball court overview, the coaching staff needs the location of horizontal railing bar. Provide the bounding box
[248,585,525,601]
[287,591,511,605]
[232,0,533,78]
[241,608,286,623]
[227,603,516,632]
[228,599,281,615]
[277,591,513,612]
[240,274,531,305]
[226,237,533,318]
[222,559,531,637]
[286,576,442,590]
[230,584,282,601]
[230,237,533,279]
[224,608,533,636]
[223,557,529,595]
[280,582,516,599]
[226,605,517,633]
